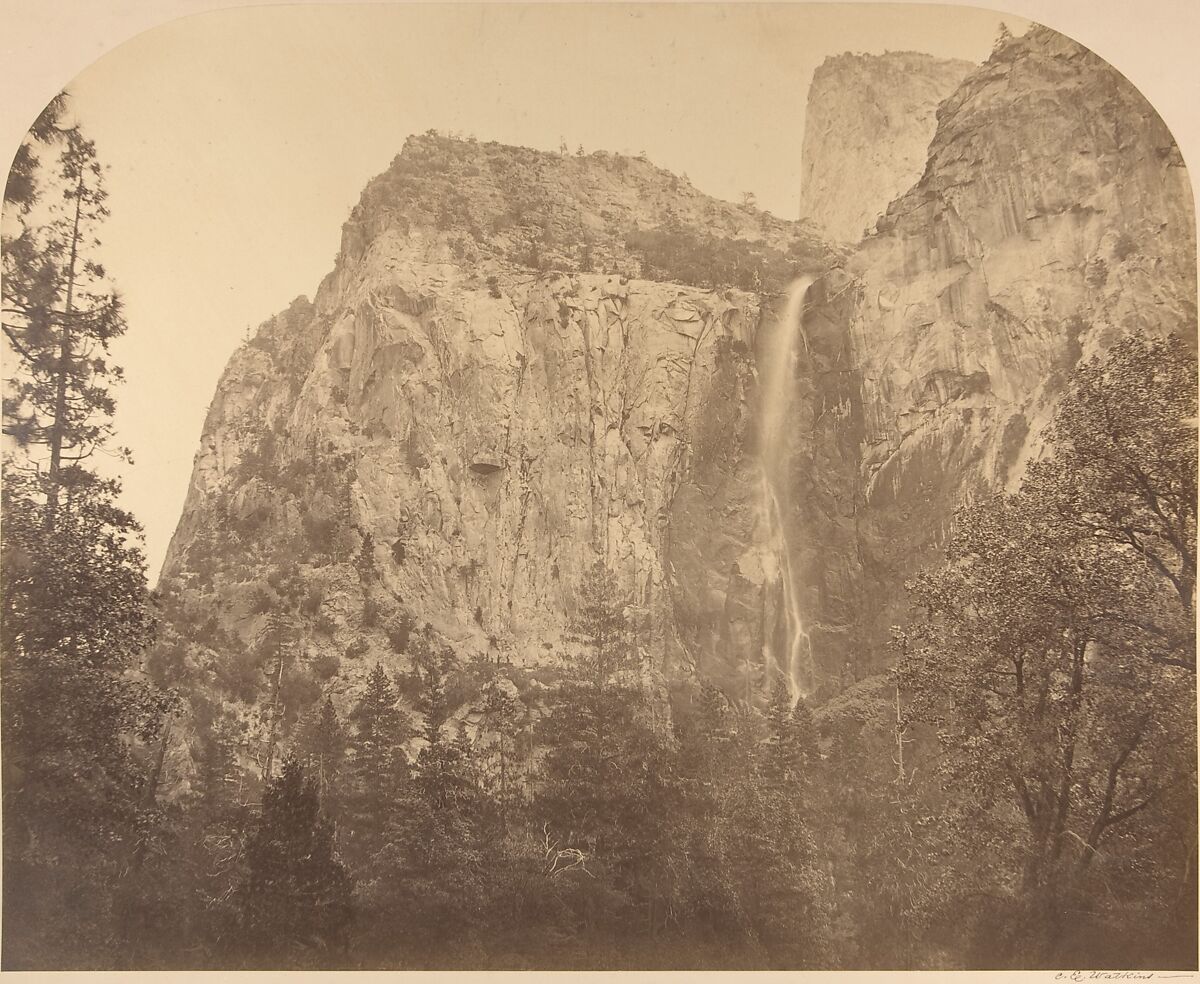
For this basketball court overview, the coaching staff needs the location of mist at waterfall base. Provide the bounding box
[756,276,816,705]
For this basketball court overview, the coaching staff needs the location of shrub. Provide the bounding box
[311,649,341,680]
[385,612,417,654]
[302,513,338,555]
[625,222,800,292]
[362,597,382,628]
[250,585,276,615]
[301,584,324,616]
[214,647,269,703]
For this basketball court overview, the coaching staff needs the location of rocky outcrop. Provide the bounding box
[799,51,973,242]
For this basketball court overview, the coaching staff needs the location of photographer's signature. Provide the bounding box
[1055,973,1196,982]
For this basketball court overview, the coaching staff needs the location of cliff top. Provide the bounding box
[799,48,976,242]
[811,49,975,77]
[336,131,841,293]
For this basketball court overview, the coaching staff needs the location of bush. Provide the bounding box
[302,513,338,555]
[362,597,382,628]
[385,613,417,654]
[311,649,341,680]
[625,222,801,292]
[301,584,324,616]
[214,647,269,703]
[250,585,276,615]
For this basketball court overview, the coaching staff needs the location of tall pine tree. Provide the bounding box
[3,95,130,527]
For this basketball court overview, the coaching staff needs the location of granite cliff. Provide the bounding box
[152,24,1193,788]
[798,50,973,243]
[153,137,841,778]
[795,24,1195,684]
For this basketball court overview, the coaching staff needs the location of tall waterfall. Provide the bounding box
[757,276,815,703]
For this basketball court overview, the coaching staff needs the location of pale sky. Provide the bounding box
[6,3,1041,580]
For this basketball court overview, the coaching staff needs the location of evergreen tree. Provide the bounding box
[0,98,174,968]
[342,663,412,867]
[356,530,376,583]
[476,677,525,818]
[3,97,130,527]
[407,631,474,811]
[297,695,348,798]
[537,562,682,936]
[361,634,483,952]
[255,608,297,781]
[350,662,411,770]
[238,756,353,967]
[540,562,642,849]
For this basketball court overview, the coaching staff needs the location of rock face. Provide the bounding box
[799,51,973,242]
[155,25,1193,788]
[796,25,1195,684]
[155,137,839,783]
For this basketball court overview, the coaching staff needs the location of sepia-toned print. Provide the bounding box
[1,3,1195,972]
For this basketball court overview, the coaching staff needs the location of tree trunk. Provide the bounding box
[45,179,83,530]
[263,645,286,781]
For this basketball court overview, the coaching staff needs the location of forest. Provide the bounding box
[1,99,1196,971]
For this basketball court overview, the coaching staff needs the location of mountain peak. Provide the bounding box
[799,49,974,241]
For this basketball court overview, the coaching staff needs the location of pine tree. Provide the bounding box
[351,663,411,762]
[407,627,457,749]
[537,562,683,935]
[763,682,819,796]
[0,98,174,967]
[362,637,484,949]
[238,756,353,967]
[297,696,347,797]
[541,562,642,849]
[256,608,296,781]
[342,664,411,867]
[407,632,474,811]
[356,531,376,583]
[3,98,130,528]
[476,677,525,816]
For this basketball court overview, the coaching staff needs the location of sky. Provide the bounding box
[1,2,1060,582]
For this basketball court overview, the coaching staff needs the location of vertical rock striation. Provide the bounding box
[796,25,1195,689]
[799,51,974,243]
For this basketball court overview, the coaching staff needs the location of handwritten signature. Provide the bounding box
[1055,973,1196,982]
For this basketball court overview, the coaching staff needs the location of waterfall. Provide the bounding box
[757,276,814,703]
